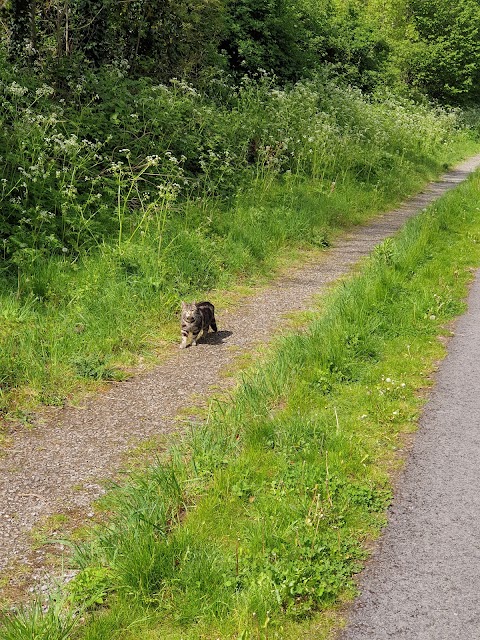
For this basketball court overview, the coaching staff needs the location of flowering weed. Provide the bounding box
[0,56,478,415]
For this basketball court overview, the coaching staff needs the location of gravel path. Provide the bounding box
[339,265,480,639]
[2,155,480,593]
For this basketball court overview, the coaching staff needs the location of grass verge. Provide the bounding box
[1,167,480,639]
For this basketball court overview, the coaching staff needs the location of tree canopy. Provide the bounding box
[1,0,479,102]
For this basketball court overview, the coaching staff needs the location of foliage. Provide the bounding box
[402,0,480,104]
[327,4,392,91]
[2,0,480,102]
[220,0,323,81]
[1,0,225,82]
[66,567,112,610]
[104,0,225,81]
[0,55,467,268]
[4,172,480,638]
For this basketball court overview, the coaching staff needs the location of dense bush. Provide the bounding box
[403,0,480,104]
[220,0,323,81]
[2,0,480,103]
[2,0,225,81]
[0,55,465,270]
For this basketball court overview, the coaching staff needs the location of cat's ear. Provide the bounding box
[181,300,186,309]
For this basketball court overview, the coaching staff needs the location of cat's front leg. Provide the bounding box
[180,331,193,349]
[192,329,204,346]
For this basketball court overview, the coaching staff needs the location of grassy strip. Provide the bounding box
[0,135,477,420]
[2,169,479,639]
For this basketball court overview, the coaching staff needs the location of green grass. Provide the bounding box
[0,132,477,418]
[2,168,479,639]
[2,62,480,417]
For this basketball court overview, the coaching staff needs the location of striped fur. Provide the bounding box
[180,301,217,349]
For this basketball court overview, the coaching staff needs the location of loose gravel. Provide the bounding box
[2,155,480,597]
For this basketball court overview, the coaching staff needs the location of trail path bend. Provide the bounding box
[2,155,480,591]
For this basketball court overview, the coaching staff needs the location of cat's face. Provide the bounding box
[181,302,197,324]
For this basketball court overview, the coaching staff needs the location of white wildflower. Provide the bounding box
[8,82,28,97]
[35,84,54,98]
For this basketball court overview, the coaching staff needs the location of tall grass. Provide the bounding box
[0,64,478,415]
[3,171,479,639]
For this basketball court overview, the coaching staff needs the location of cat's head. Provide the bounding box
[181,301,197,323]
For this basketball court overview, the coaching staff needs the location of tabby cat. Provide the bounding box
[180,301,217,349]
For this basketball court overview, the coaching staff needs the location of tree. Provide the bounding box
[326,3,391,91]
[220,0,323,81]
[404,0,480,103]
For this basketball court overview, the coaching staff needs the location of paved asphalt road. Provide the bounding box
[339,271,480,639]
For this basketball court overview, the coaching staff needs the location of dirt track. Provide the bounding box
[2,155,480,597]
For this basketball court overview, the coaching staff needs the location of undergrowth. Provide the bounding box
[0,59,478,415]
[2,170,479,639]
